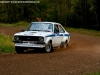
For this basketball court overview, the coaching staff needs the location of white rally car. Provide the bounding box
[13,22,70,53]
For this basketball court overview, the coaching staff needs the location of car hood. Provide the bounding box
[14,31,53,37]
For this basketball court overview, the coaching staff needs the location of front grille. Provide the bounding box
[16,36,41,41]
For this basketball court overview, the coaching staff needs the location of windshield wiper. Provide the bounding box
[29,30,41,31]
[43,30,51,32]
[27,30,51,32]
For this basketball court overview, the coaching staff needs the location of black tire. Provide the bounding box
[60,40,68,48]
[44,42,53,53]
[15,47,24,53]
[63,40,68,48]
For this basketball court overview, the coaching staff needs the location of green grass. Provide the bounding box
[0,34,15,53]
[82,72,100,75]
[65,27,100,37]
[0,21,29,27]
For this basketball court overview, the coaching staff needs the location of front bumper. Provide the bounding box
[13,40,45,44]
[13,40,45,48]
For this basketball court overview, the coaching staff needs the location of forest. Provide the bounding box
[0,0,100,30]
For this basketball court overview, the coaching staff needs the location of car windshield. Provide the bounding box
[26,23,53,32]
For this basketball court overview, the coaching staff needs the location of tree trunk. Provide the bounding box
[96,0,100,29]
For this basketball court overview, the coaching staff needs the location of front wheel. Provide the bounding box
[15,47,24,53]
[44,42,53,53]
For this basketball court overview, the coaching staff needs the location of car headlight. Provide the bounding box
[14,36,19,40]
[39,37,44,42]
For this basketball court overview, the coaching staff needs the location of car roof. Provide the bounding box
[31,22,61,25]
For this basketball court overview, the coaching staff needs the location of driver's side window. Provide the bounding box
[54,25,59,33]
[58,25,65,33]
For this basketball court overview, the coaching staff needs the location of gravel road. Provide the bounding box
[0,26,100,75]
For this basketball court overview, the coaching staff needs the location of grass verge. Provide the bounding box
[0,21,29,27]
[65,27,100,37]
[0,34,15,53]
[82,72,100,75]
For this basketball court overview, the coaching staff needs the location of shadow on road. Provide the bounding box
[19,48,69,54]
[19,49,53,54]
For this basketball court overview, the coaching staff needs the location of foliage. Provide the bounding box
[0,0,100,30]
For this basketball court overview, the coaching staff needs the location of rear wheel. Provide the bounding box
[60,40,68,48]
[15,47,24,53]
[44,42,53,53]
[63,41,68,48]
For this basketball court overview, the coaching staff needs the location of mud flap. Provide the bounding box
[60,42,64,48]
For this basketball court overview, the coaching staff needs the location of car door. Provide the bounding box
[58,24,65,39]
[53,24,62,46]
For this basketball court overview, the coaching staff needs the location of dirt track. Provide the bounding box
[0,26,100,75]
